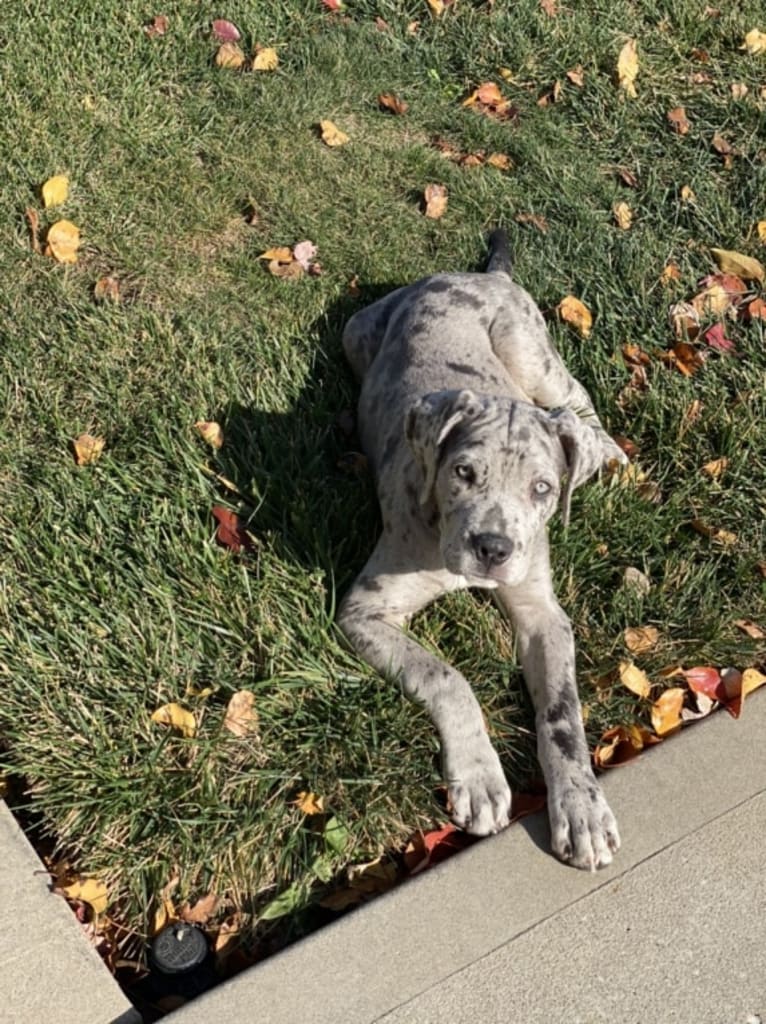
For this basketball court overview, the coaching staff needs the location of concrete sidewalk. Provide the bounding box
[1,694,764,1023]
[171,693,766,1024]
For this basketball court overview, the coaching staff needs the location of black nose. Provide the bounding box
[471,532,514,569]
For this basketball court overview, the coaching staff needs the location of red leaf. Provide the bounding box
[211,19,241,42]
[683,666,723,701]
[698,273,747,303]
[212,506,254,553]
[321,0,343,9]
[701,323,735,352]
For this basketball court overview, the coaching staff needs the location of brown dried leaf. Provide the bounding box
[731,82,748,100]
[73,434,105,466]
[624,627,660,656]
[486,152,513,171]
[514,211,548,233]
[195,420,224,449]
[667,106,690,134]
[593,724,659,768]
[557,295,592,337]
[25,207,41,254]
[734,619,765,640]
[223,690,259,737]
[651,687,684,736]
[423,183,448,219]
[378,93,408,115]
[691,519,737,546]
[701,457,727,479]
[660,263,682,285]
[93,275,120,303]
[293,791,324,815]
[144,14,169,37]
[215,42,245,69]
[180,892,219,925]
[566,65,584,87]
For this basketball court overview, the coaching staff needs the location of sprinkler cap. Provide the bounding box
[150,923,209,975]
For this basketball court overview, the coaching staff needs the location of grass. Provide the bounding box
[1,0,764,993]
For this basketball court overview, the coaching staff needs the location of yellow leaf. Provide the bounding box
[487,153,513,171]
[557,295,592,337]
[691,519,738,547]
[73,433,105,466]
[268,259,303,279]
[46,219,80,264]
[42,175,69,208]
[710,247,764,282]
[680,185,696,203]
[253,46,278,71]
[691,282,731,317]
[757,221,766,242]
[702,457,728,479]
[613,201,633,230]
[618,660,652,698]
[623,627,660,656]
[151,702,196,738]
[215,41,245,69]
[258,246,293,262]
[427,0,445,15]
[194,420,224,449]
[651,687,684,736]
[319,120,349,147]
[61,877,109,917]
[742,667,766,699]
[293,791,324,815]
[223,690,259,737]
[423,183,448,219]
[617,39,638,98]
[660,263,681,285]
[740,28,766,55]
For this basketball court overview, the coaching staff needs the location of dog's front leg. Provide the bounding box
[338,552,511,836]
[497,551,620,870]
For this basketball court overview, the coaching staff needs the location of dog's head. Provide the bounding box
[405,389,604,586]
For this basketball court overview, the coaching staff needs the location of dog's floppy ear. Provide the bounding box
[548,408,604,527]
[405,389,484,504]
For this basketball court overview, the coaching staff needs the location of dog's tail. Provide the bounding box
[485,227,512,277]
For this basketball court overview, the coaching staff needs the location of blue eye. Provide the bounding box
[454,463,475,484]
[534,480,552,496]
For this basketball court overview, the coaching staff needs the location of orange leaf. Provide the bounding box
[557,295,592,337]
[194,420,224,449]
[94,275,121,303]
[293,791,325,815]
[618,659,652,697]
[46,219,81,264]
[378,93,408,115]
[701,457,727,479]
[624,627,659,656]
[734,619,765,640]
[651,687,684,736]
[319,119,349,147]
[180,892,219,925]
[667,106,690,134]
[593,724,658,768]
[212,506,255,553]
[73,433,105,466]
[683,666,723,701]
[215,41,245,69]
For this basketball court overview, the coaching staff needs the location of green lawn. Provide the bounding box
[1,0,764,991]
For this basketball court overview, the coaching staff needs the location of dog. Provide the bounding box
[338,229,626,870]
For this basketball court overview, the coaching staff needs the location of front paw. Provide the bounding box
[548,772,620,871]
[444,737,511,837]
[601,435,629,472]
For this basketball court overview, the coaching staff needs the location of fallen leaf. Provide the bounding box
[536,80,562,107]
[223,690,259,737]
[660,263,682,285]
[651,687,684,736]
[404,823,476,874]
[540,0,558,14]
[740,28,766,55]
[93,275,120,303]
[292,239,317,271]
[151,703,196,738]
[757,221,766,242]
[212,19,241,42]
[711,133,734,167]
[42,174,69,208]
[617,39,639,98]
[180,892,219,925]
[215,41,245,68]
[702,457,728,478]
[681,690,716,722]
[319,119,349,147]
[487,153,513,170]
[195,420,224,449]
[566,65,584,87]
[144,14,169,37]
[593,724,659,768]
[427,0,445,14]
[25,207,41,254]
[462,82,518,121]
[320,857,399,911]
[212,505,255,553]
[337,451,369,475]
[701,323,735,352]
[679,666,721,700]
[710,247,764,282]
[557,295,592,338]
[691,519,737,546]
[697,272,747,306]
[293,791,324,815]
[60,878,109,917]
[73,434,105,466]
[618,660,652,697]
[46,220,80,264]
[378,93,408,115]
[744,297,766,321]
[514,211,548,232]
[624,627,660,656]
[423,183,448,219]
[623,566,651,595]
[721,667,766,719]
[618,167,639,188]
[259,246,293,263]
[252,46,278,71]
[734,619,766,639]
[668,301,700,340]
[730,82,748,100]
[667,106,690,134]
[680,184,696,203]
[613,201,633,230]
